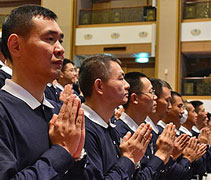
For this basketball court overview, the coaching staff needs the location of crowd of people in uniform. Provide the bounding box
[0,4,210,180]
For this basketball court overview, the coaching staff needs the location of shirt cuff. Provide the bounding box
[41,144,74,175]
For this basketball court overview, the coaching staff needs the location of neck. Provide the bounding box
[182,122,193,131]
[148,112,160,125]
[12,72,46,103]
[163,115,181,130]
[125,106,146,125]
[195,123,203,130]
[85,97,115,124]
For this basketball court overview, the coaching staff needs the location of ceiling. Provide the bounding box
[0,0,41,7]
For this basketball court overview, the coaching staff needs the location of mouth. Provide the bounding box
[125,93,129,98]
[52,60,63,67]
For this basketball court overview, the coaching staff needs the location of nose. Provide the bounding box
[181,107,185,115]
[54,40,64,59]
[168,100,172,110]
[153,94,157,100]
[124,79,130,90]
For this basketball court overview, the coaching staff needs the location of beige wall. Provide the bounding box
[156,0,179,90]
[42,0,74,59]
[0,7,14,14]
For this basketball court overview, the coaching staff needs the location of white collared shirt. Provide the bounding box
[157,120,180,136]
[55,82,64,91]
[2,79,54,110]
[157,120,166,129]
[179,126,193,137]
[145,116,159,134]
[192,126,201,133]
[82,103,115,128]
[0,64,12,76]
[119,112,139,132]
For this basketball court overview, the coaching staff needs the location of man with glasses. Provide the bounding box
[115,72,176,179]
[56,59,77,91]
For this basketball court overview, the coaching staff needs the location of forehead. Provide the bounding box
[31,16,63,36]
[186,103,194,111]
[109,61,123,75]
[160,86,171,98]
[141,77,152,90]
[65,63,74,69]
[198,105,205,112]
[173,95,183,106]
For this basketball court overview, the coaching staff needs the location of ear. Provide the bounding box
[7,34,21,58]
[130,93,139,105]
[93,79,103,95]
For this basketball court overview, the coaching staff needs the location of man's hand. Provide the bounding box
[171,134,190,160]
[182,137,198,163]
[155,123,176,164]
[114,106,124,120]
[195,143,207,160]
[198,127,210,144]
[49,95,85,159]
[59,84,73,102]
[120,123,152,164]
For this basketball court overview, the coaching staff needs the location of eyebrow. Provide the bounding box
[46,30,64,39]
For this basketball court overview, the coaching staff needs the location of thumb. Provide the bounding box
[122,131,132,143]
[49,114,58,133]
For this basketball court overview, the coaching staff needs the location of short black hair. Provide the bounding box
[61,58,74,72]
[207,112,211,121]
[123,72,147,109]
[1,4,57,62]
[79,54,121,98]
[190,100,203,113]
[150,78,172,98]
[171,91,182,104]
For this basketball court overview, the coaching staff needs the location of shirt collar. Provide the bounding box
[0,61,4,66]
[145,116,159,134]
[82,103,115,128]
[0,64,12,76]
[176,129,180,136]
[192,126,201,133]
[157,120,180,135]
[157,120,166,129]
[119,112,139,132]
[55,82,64,91]
[2,79,54,110]
[179,126,193,137]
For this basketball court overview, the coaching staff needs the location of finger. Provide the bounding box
[137,124,151,142]
[199,144,207,152]
[49,114,57,134]
[75,108,84,130]
[69,97,80,125]
[180,136,190,148]
[144,134,152,148]
[131,123,145,140]
[164,124,173,140]
[57,98,69,119]
[142,127,152,145]
[175,134,184,143]
[122,131,132,143]
[178,134,187,142]
[188,137,194,148]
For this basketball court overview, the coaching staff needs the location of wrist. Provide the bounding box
[155,150,169,164]
[182,155,194,163]
[74,148,86,161]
